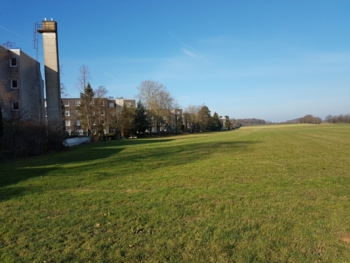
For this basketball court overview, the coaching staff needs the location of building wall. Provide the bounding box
[115,99,136,111]
[62,98,120,135]
[60,97,183,135]
[0,46,44,122]
[62,98,79,135]
[17,50,45,121]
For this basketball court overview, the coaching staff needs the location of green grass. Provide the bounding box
[1,124,350,262]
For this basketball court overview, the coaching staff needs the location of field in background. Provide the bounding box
[1,124,350,262]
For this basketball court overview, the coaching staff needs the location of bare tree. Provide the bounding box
[76,65,91,92]
[183,105,202,132]
[60,65,69,98]
[136,80,176,133]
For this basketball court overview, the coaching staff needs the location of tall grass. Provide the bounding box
[1,124,350,262]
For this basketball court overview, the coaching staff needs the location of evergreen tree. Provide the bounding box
[211,112,222,131]
[120,104,136,138]
[198,106,211,132]
[76,83,95,135]
[134,101,150,137]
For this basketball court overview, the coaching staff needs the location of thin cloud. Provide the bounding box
[181,48,197,58]
[168,31,197,52]
[0,25,31,41]
[100,70,120,82]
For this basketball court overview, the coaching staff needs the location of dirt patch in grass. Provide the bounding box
[340,234,350,243]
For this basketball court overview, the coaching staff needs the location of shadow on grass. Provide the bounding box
[0,139,174,181]
[0,138,260,201]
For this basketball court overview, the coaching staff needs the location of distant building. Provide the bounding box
[148,108,183,133]
[0,46,45,122]
[115,98,136,110]
[59,97,183,136]
[61,98,136,135]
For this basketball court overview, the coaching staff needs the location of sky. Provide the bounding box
[0,0,349,122]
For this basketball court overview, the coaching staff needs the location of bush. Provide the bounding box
[1,119,66,159]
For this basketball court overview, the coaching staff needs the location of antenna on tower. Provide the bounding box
[33,22,40,61]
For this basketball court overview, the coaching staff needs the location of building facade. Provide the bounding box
[0,46,45,122]
[62,98,136,136]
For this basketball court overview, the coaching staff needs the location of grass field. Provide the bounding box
[1,124,350,262]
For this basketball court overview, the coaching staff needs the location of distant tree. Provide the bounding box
[224,115,231,129]
[136,80,176,133]
[76,83,95,135]
[174,109,183,133]
[60,66,69,98]
[210,112,222,131]
[198,106,211,132]
[1,41,16,49]
[324,114,350,124]
[300,114,313,124]
[325,115,333,123]
[76,65,91,93]
[120,103,136,138]
[183,105,201,132]
[134,100,150,137]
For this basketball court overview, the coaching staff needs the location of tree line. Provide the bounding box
[72,66,237,139]
[298,114,322,124]
[324,114,350,124]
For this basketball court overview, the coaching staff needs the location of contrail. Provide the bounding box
[168,31,197,52]
[0,25,31,41]
[100,70,120,82]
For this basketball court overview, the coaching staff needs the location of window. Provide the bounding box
[100,120,105,125]
[109,102,114,108]
[64,100,69,106]
[11,80,18,89]
[76,110,82,116]
[65,120,70,126]
[65,110,70,116]
[10,58,17,67]
[12,101,19,110]
[75,100,81,106]
[101,111,105,116]
[76,120,81,126]
[126,102,131,107]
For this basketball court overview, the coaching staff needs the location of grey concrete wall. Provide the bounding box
[40,21,62,124]
[17,50,45,121]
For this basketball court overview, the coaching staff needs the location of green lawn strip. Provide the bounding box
[1,125,350,262]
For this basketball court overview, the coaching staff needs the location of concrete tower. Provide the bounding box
[38,19,62,124]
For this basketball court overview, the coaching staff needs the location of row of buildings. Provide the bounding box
[1,45,183,136]
[62,97,183,136]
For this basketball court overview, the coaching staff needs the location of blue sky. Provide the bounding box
[1,0,349,122]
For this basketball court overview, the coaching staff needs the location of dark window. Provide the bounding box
[12,101,19,110]
[11,80,18,88]
[10,58,17,67]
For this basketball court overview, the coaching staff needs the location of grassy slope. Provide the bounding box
[1,124,350,262]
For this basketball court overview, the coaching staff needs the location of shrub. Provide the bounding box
[1,119,66,159]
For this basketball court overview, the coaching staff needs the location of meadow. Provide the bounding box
[1,124,350,262]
